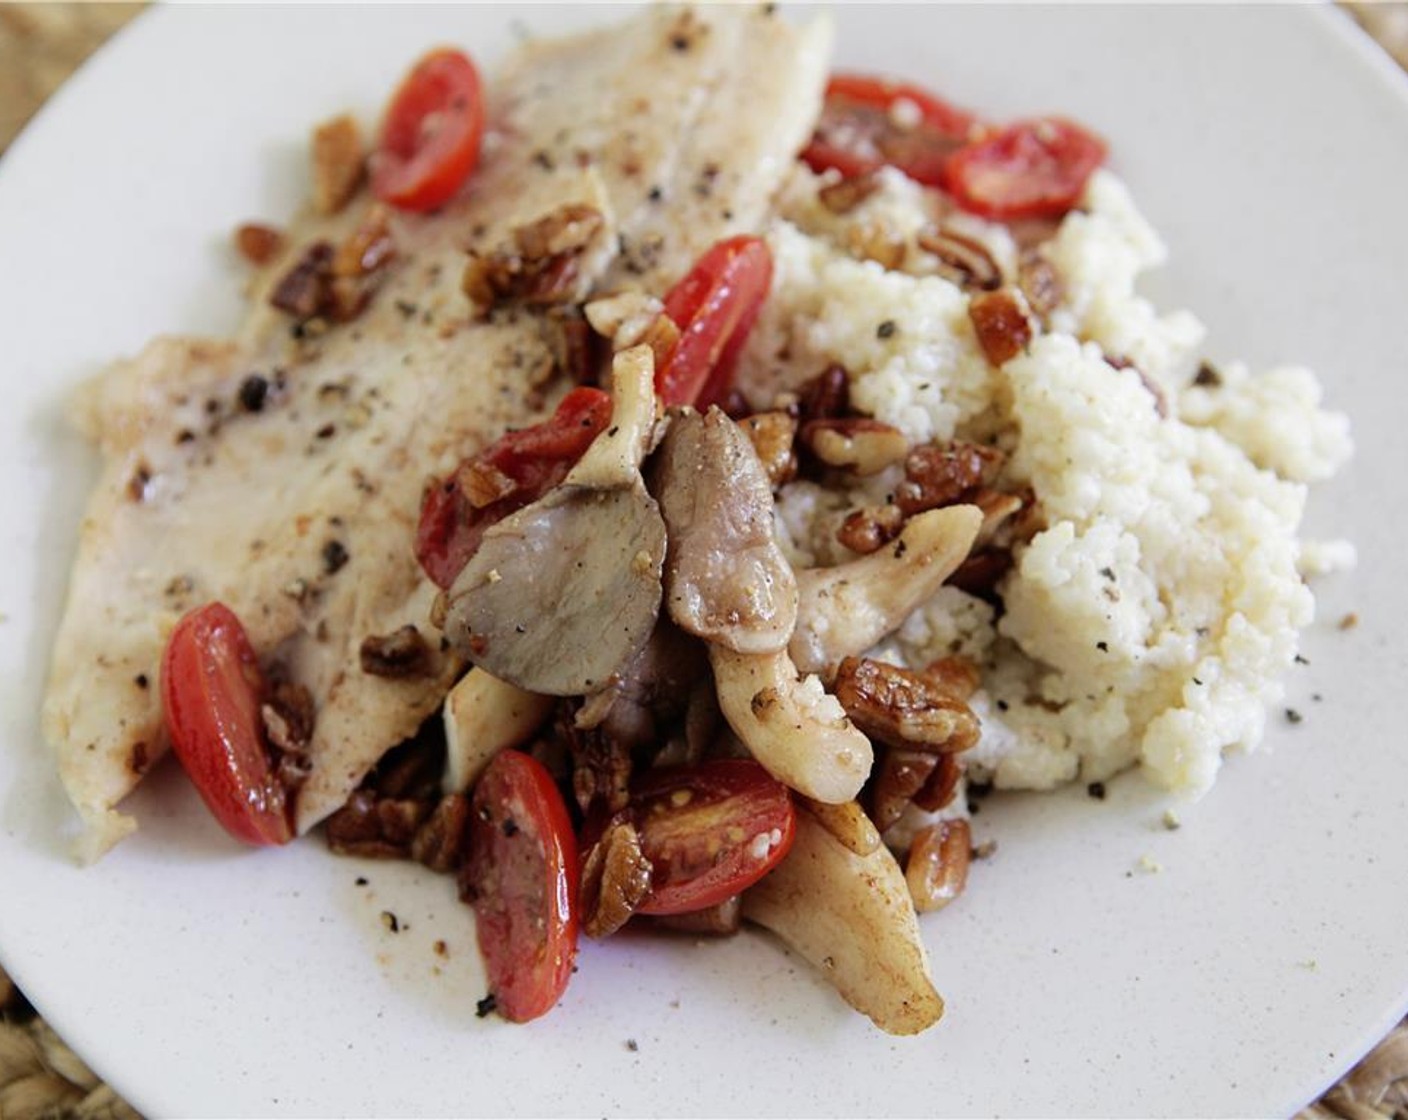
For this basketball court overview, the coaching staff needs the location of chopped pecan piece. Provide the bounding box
[836,503,904,555]
[797,364,851,423]
[738,410,799,488]
[262,678,315,795]
[652,896,742,935]
[969,287,1034,366]
[324,790,431,859]
[359,624,432,679]
[911,752,962,812]
[411,793,472,873]
[580,817,654,939]
[1017,248,1063,321]
[563,709,633,815]
[905,818,971,912]
[463,204,606,311]
[833,656,981,754]
[311,113,366,216]
[845,218,906,270]
[328,205,397,322]
[894,441,1004,516]
[916,226,1001,292]
[948,548,1014,597]
[234,222,285,266]
[270,241,335,319]
[801,418,909,476]
[818,170,881,214]
[870,748,940,832]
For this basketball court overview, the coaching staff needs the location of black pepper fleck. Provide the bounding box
[1285,708,1303,724]
[1294,653,1310,665]
[502,817,520,838]
[322,539,350,575]
[877,320,897,339]
[1096,641,1109,652]
[238,373,269,413]
[355,876,368,886]
[1099,566,1116,581]
[475,993,498,1019]
[133,673,149,689]
[381,910,400,933]
[996,699,1009,711]
[1087,781,1107,801]
[626,1039,639,1052]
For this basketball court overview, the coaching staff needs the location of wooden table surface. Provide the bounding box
[0,5,1405,1119]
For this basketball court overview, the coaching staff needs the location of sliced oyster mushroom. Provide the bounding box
[441,668,554,794]
[652,407,798,655]
[743,808,944,1036]
[790,505,982,677]
[443,346,665,696]
[710,644,872,804]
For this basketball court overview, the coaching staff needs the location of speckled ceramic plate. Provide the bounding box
[2,5,1406,1116]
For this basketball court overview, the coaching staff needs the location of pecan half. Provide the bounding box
[802,418,909,476]
[580,817,653,939]
[916,226,1001,292]
[359,624,432,679]
[894,442,1004,516]
[833,656,981,754]
[911,752,962,812]
[905,818,971,912]
[969,287,1034,366]
[311,113,365,216]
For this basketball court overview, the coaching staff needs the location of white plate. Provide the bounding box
[2,5,1406,1116]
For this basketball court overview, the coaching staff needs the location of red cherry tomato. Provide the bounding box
[416,387,613,589]
[802,73,979,187]
[630,759,796,916]
[159,603,293,847]
[372,48,485,212]
[946,117,1107,220]
[657,236,773,410]
[461,750,580,1023]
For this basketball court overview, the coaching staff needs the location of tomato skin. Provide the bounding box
[461,750,580,1023]
[159,603,293,847]
[802,73,979,187]
[629,759,796,916]
[372,48,485,213]
[658,236,773,410]
[946,117,1107,220]
[415,387,613,589]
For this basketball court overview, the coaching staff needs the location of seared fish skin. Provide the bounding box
[42,5,830,854]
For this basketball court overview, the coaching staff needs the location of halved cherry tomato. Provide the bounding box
[802,73,979,187]
[160,602,293,847]
[946,117,1107,221]
[630,759,796,915]
[416,387,613,589]
[657,235,773,410]
[460,750,579,1023]
[372,48,484,213]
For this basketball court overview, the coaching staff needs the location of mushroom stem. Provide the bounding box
[564,343,658,490]
[710,644,872,804]
[790,504,982,677]
[442,668,554,794]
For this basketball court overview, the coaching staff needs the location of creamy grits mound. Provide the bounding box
[749,165,1353,799]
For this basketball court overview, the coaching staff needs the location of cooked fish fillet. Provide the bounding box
[43,4,830,855]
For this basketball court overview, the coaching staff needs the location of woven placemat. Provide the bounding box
[2,4,1406,1118]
